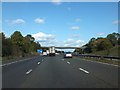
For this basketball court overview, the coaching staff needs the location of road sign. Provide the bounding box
[37,49,42,53]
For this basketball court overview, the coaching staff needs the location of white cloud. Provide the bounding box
[71,26,80,30]
[63,38,85,47]
[34,18,45,24]
[32,32,56,46]
[12,19,25,24]
[112,20,120,24]
[97,32,105,36]
[32,32,55,41]
[51,0,62,5]
[32,32,85,48]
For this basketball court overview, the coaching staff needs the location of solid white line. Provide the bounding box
[67,61,70,64]
[2,61,17,66]
[26,69,32,75]
[82,59,119,67]
[79,68,89,74]
[1,57,38,67]
[38,62,41,65]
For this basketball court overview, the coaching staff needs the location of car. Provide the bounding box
[43,52,47,56]
[64,52,72,58]
[55,53,60,55]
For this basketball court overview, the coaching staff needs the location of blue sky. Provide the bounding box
[2,2,119,51]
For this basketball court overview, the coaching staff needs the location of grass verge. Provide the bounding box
[74,56,120,66]
[2,53,40,64]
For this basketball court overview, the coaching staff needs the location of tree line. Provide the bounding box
[1,31,120,57]
[0,31,41,57]
[74,32,120,55]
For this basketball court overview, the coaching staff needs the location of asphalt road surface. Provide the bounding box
[2,55,119,88]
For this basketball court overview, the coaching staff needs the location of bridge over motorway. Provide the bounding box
[41,46,86,49]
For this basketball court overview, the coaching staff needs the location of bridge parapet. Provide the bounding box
[40,46,86,49]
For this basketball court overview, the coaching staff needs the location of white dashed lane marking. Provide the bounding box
[38,62,41,65]
[78,68,89,74]
[26,69,32,75]
[67,61,70,64]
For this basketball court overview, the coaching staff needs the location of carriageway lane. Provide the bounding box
[63,56,119,88]
[2,55,118,88]
[2,56,42,88]
[20,55,114,88]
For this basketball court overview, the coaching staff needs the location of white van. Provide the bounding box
[43,52,47,56]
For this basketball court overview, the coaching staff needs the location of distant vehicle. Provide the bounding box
[64,52,72,58]
[46,50,49,55]
[49,46,55,56]
[43,52,47,56]
[55,53,59,55]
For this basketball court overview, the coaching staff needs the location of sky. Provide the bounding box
[1,1,119,51]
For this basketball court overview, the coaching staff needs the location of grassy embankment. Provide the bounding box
[2,52,40,64]
[80,46,120,66]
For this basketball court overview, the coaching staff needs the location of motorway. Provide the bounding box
[2,55,119,88]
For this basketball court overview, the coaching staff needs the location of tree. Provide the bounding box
[2,31,42,58]
[83,44,92,53]
[89,37,96,44]
[2,38,12,57]
[118,38,120,45]
[11,31,23,46]
[107,32,120,46]
[0,33,2,56]
[74,48,83,54]
[83,36,113,54]
[22,37,31,53]
[10,31,24,57]
[26,34,35,42]
[95,38,113,55]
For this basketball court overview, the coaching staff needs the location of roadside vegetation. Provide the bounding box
[90,45,119,56]
[80,57,120,66]
[74,32,120,56]
[0,31,120,64]
[74,32,120,65]
[0,31,41,61]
